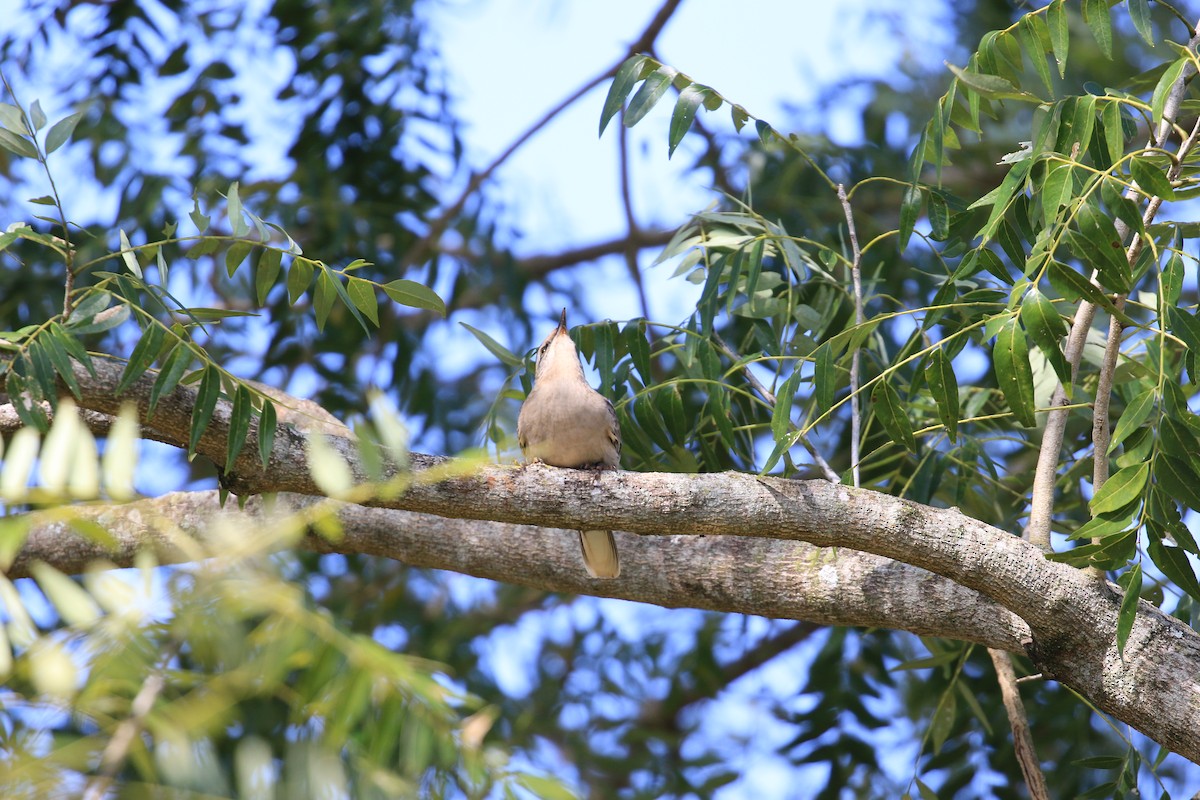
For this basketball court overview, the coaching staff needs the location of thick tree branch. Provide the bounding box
[9,357,1200,762]
[7,491,1026,651]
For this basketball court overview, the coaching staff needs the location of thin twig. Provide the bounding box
[1,70,75,317]
[837,184,864,489]
[988,648,1050,800]
[398,0,685,272]
[712,333,839,481]
[1025,20,1200,550]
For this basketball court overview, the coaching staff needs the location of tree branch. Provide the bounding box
[6,491,1026,651]
[399,0,685,271]
[8,356,1200,762]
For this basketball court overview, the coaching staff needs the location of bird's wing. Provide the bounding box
[604,396,621,457]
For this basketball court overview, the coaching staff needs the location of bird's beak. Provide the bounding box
[557,308,568,335]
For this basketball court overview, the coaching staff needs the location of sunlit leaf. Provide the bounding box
[624,66,676,128]
[45,111,84,154]
[382,279,446,315]
[461,322,523,368]
[1090,462,1148,515]
[599,54,649,136]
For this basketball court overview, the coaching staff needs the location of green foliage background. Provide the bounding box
[1,0,1200,797]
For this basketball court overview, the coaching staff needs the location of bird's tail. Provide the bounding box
[578,530,620,579]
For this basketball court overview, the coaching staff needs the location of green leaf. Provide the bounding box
[974,159,1032,243]
[1047,261,1129,323]
[118,229,142,278]
[1116,562,1141,656]
[994,318,1036,428]
[225,241,252,277]
[730,103,750,132]
[927,192,950,240]
[189,196,210,233]
[930,688,956,754]
[1129,0,1154,45]
[871,380,917,452]
[460,322,523,368]
[1071,202,1129,292]
[0,128,37,158]
[1041,162,1074,227]
[599,54,649,136]
[1090,462,1149,514]
[288,259,314,304]
[1081,0,1112,58]
[0,102,29,135]
[225,384,252,474]
[226,181,249,237]
[624,320,652,385]
[27,340,57,401]
[770,369,803,444]
[102,403,139,501]
[945,64,1040,102]
[669,84,707,157]
[1148,539,1200,601]
[29,100,46,132]
[31,563,101,625]
[1151,58,1188,131]
[1046,0,1065,75]
[346,277,380,326]
[1019,288,1070,386]
[149,342,192,418]
[49,323,95,378]
[814,342,835,414]
[382,279,446,315]
[1162,252,1184,306]
[117,324,165,396]
[515,774,576,800]
[256,248,282,305]
[925,348,959,443]
[898,184,922,250]
[314,270,337,331]
[39,336,81,400]
[1130,156,1175,200]
[1153,455,1200,513]
[188,365,221,456]
[915,777,939,800]
[45,111,83,154]
[624,66,676,128]
[1017,16,1053,97]
[1100,100,1124,167]
[258,399,277,468]
[1109,388,1156,454]
[307,433,353,498]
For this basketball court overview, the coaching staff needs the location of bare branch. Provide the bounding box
[837,183,864,488]
[988,648,1050,800]
[399,0,685,271]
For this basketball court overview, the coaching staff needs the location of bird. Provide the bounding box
[517,308,622,579]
